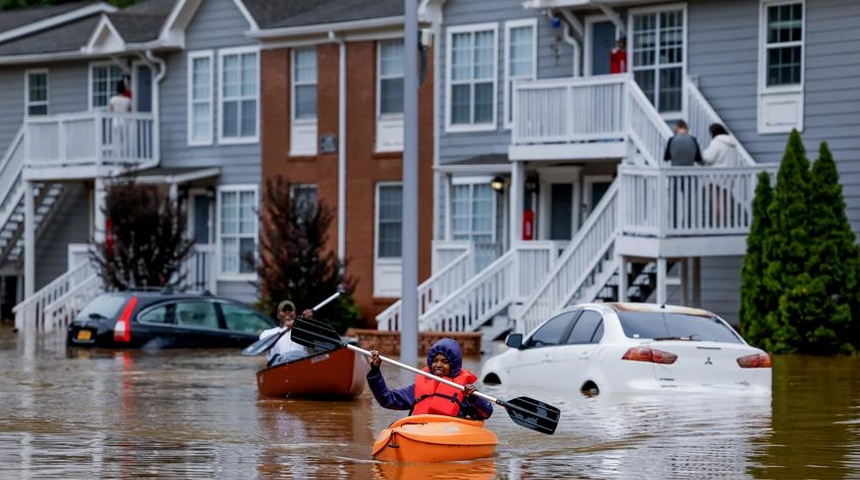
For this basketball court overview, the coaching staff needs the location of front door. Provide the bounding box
[589,20,616,76]
[134,64,153,113]
[583,176,614,219]
[549,184,574,241]
[189,192,214,291]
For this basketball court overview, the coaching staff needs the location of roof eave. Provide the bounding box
[251,16,405,40]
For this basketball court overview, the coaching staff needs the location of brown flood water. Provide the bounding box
[1,325,859,479]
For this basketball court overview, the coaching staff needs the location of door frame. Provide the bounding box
[584,14,612,77]
[535,166,581,241]
[187,188,214,244]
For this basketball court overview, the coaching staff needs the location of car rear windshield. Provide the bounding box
[617,312,743,344]
[78,294,129,319]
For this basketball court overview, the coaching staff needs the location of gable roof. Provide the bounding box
[0,15,100,56]
[244,0,403,32]
[0,1,115,44]
[107,0,177,44]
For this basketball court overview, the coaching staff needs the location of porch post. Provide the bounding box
[444,173,452,241]
[23,180,35,298]
[510,160,524,248]
[94,177,106,244]
[617,254,627,302]
[680,258,689,305]
[656,257,667,305]
[692,257,702,307]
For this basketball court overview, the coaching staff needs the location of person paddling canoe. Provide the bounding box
[259,300,314,367]
[367,338,493,420]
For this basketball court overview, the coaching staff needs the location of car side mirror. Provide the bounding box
[505,333,523,349]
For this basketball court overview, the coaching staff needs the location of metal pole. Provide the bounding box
[400,0,419,367]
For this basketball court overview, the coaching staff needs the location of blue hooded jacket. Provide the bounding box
[366,338,493,419]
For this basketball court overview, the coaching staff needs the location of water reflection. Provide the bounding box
[2,327,860,479]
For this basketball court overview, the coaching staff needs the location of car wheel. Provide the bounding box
[581,381,599,397]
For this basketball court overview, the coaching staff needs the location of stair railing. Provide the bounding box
[14,258,98,334]
[685,79,755,167]
[0,127,25,233]
[625,80,673,166]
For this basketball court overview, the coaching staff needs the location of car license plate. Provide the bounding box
[76,330,92,341]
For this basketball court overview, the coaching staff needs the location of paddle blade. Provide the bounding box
[242,329,286,356]
[292,316,345,352]
[499,396,560,435]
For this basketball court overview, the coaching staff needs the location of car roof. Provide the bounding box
[566,302,716,318]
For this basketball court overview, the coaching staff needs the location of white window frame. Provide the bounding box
[376,39,405,153]
[374,182,403,297]
[450,176,497,243]
[216,184,259,281]
[757,0,805,134]
[88,61,125,110]
[25,69,49,116]
[187,50,214,146]
[217,46,259,145]
[291,47,318,156]
[628,3,688,117]
[503,18,537,130]
[445,22,499,133]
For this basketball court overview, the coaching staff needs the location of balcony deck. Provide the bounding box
[23,111,158,180]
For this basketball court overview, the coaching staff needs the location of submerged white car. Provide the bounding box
[480,303,771,395]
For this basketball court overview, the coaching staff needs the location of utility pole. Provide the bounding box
[400,0,419,367]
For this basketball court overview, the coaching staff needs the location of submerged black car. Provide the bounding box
[66,290,276,349]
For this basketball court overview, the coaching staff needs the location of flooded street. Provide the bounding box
[1,325,859,479]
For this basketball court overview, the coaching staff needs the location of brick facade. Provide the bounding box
[261,40,434,328]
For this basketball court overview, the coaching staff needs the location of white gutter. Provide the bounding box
[328,31,347,263]
[252,17,404,39]
[558,9,583,77]
[145,50,168,166]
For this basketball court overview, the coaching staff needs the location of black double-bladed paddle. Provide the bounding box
[291,315,561,435]
[242,285,346,356]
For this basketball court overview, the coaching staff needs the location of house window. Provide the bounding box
[452,181,495,269]
[218,187,258,276]
[377,184,403,259]
[291,48,318,156]
[764,2,803,87]
[446,23,498,131]
[504,19,536,128]
[290,183,318,216]
[293,48,317,120]
[26,70,48,116]
[377,40,404,152]
[219,48,258,142]
[630,7,685,113]
[90,64,124,108]
[188,51,213,145]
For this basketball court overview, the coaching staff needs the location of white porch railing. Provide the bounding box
[417,242,558,332]
[513,75,627,144]
[24,112,156,169]
[685,79,755,167]
[619,165,779,237]
[14,259,98,334]
[377,242,475,331]
[182,244,217,293]
[516,181,620,335]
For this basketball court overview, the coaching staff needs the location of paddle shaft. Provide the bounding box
[345,343,504,409]
[272,290,343,335]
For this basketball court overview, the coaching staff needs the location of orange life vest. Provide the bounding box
[412,368,477,416]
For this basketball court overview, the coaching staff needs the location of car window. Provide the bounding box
[566,311,603,344]
[525,311,578,348]
[138,304,174,325]
[617,312,743,344]
[221,303,273,334]
[78,294,128,319]
[175,301,219,330]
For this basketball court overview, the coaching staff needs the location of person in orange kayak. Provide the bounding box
[366,338,493,419]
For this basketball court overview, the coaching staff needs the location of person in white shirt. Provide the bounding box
[259,300,314,367]
[107,81,133,157]
[701,123,738,227]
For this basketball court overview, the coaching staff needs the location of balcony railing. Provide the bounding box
[24,111,157,170]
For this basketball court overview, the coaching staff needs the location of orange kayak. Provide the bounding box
[371,414,498,463]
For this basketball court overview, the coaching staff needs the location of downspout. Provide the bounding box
[145,49,167,167]
[557,9,582,77]
[328,31,347,263]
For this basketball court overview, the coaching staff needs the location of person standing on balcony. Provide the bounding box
[701,123,738,227]
[610,37,627,74]
[108,80,132,158]
[664,120,702,228]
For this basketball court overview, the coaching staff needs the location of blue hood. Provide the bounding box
[426,338,463,377]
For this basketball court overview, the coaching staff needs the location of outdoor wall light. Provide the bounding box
[490,176,505,192]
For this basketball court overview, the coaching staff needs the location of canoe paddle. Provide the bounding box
[292,316,561,435]
[241,286,345,356]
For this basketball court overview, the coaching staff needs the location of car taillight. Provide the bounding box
[621,347,678,365]
[113,296,138,343]
[736,353,771,368]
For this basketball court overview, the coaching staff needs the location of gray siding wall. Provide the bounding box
[35,183,90,289]
[439,0,574,165]
[688,0,860,321]
[159,0,259,185]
